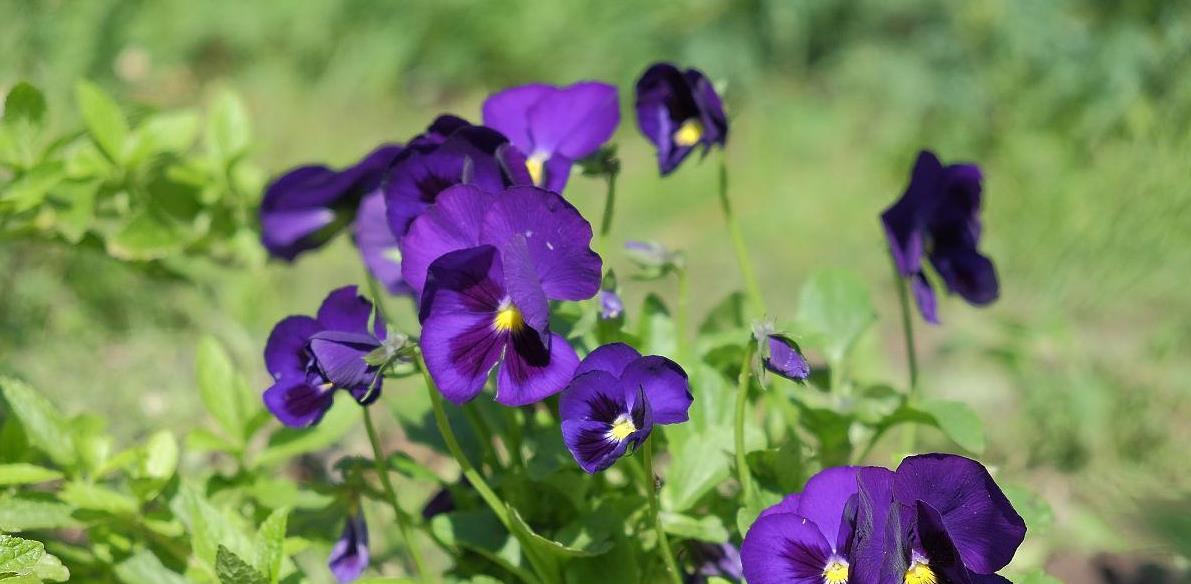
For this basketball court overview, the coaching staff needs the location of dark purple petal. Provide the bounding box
[795,466,865,552]
[481,186,601,301]
[848,467,897,584]
[558,370,628,425]
[561,419,633,474]
[635,63,724,176]
[410,115,473,151]
[264,315,321,381]
[574,342,641,378]
[496,330,579,406]
[399,184,495,296]
[620,355,691,425]
[893,454,1026,574]
[261,205,339,260]
[353,190,410,296]
[881,151,943,277]
[526,81,620,160]
[914,500,973,584]
[764,334,811,381]
[537,152,574,193]
[308,330,382,393]
[317,286,374,335]
[263,377,334,428]
[687,68,728,147]
[758,493,802,520]
[911,272,940,325]
[329,510,369,583]
[740,513,836,584]
[482,84,554,149]
[930,247,999,306]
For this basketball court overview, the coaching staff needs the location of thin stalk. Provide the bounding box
[717,152,765,317]
[363,407,431,582]
[734,339,757,498]
[891,258,921,454]
[641,435,683,584]
[599,170,619,238]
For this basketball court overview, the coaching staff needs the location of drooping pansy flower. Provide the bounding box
[634,62,728,175]
[558,343,692,473]
[741,466,882,584]
[599,289,624,320]
[260,144,403,260]
[850,454,1025,584]
[405,185,601,406]
[262,286,387,427]
[482,81,620,192]
[328,508,369,583]
[881,150,999,324]
[761,333,811,382]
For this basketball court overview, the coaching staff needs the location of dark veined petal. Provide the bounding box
[328,510,370,583]
[574,342,642,378]
[620,355,691,425]
[317,286,374,335]
[481,186,602,301]
[635,62,701,175]
[418,246,507,321]
[912,272,940,325]
[795,466,865,553]
[307,330,382,393]
[353,190,411,296]
[400,184,495,296]
[482,83,554,150]
[686,67,728,148]
[561,419,633,474]
[914,501,973,584]
[496,330,579,406]
[758,493,802,521]
[558,370,628,425]
[740,513,836,584]
[881,150,943,276]
[929,246,1000,307]
[764,334,811,381]
[893,454,1026,574]
[264,315,321,381]
[526,81,620,161]
[495,233,552,337]
[848,467,897,584]
[263,377,334,428]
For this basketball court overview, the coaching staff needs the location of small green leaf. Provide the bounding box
[253,508,288,583]
[113,550,188,584]
[0,464,62,486]
[661,427,733,512]
[75,81,129,164]
[916,399,986,454]
[0,534,43,573]
[195,336,246,446]
[795,269,876,365]
[4,83,47,127]
[637,293,677,358]
[430,510,530,581]
[207,89,251,164]
[0,495,79,531]
[105,207,186,260]
[660,512,729,543]
[58,482,138,515]
[140,431,179,480]
[32,552,69,582]
[216,545,267,584]
[0,377,75,468]
[129,110,200,162]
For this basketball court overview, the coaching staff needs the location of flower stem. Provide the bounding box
[362,407,431,582]
[891,257,921,454]
[599,169,619,238]
[641,435,683,584]
[734,339,757,498]
[717,151,765,317]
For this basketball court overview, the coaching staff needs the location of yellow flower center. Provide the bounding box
[606,414,637,441]
[526,153,547,186]
[493,303,525,332]
[673,118,704,147]
[904,562,937,584]
[823,559,849,584]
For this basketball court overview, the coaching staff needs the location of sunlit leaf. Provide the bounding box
[75,80,129,164]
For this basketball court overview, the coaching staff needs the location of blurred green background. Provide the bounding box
[2,0,1189,580]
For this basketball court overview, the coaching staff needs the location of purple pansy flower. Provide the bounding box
[762,333,811,382]
[383,120,531,242]
[405,185,602,406]
[482,81,620,192]
[851,454,1025,584]
[262,286,387,427]
[261,144,404,260]
[635,63,728,175]
[881,150,999,324]
[353,190,409,295]
[558,343,692,473]
[328,509,369,583]
[685,542,743,583]
[599,289,624,320]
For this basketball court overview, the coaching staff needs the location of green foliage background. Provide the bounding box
[2,0,1189,580]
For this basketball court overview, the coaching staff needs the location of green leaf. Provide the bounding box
[0,162,63,212]
[58,482,138,515]
[216,545,267,584]
[0,495,79,532]
[699,291,747,335]
[254,392,360,467]
[173,483,257,571]
[50,179,99,243]
[660,512,729,543]
[915,399,986,454]
[794,269,876,365]
[185,428,239,454]
[32,552,68,582]
[430,510,532,583]
[105,207,186,260]
[637,293,677,359]
[0,464,62,486]
[140,431,179,480]
[0,377,75,468]
[253,508,288,584]
[660,427,733,513]
[0,574,40,584]
[195,336,246,446]
[113,549,188,584]
[126,110,200,164]
[4,83,46,128]
[0,535,43,574]
[1016,569,1063,584]
[75,81,129,164]
[207,89,251,164]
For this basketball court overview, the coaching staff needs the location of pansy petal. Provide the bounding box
[419,246,506,321]
[912,272,940,325]
[400,184,496,296]
[620,355,691,425]
[538,153,573,194]
[915,500,973,584]
[795,466,864,551]
[261,207,338,259]
[559,370,627,424]
[848,467,897,584]
[354,190,410,296]
[758,493,801,520]
[264,315,321,380]
[688,68,728,146]
[422,313,504,405]
[481,186,602,301]
[328,511,369,583]
[930,247,1000,306]
[308,330,381,391]
[575,342,642,378]
[482,83,555,150]
[561,418,633,474]
[317,286,374,334]
[263,377,333,428]
[764,334,811,381]
[881,150,943,275]
[495,331,579,406]
[527,81,620,160]
[893,454,1026,574]
[496,233,551,336]
[740,513,835,584]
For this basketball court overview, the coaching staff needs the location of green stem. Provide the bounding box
[676,267,690,360]
[892,257,921,454]
[599,170,618,238]
[734,339,757,498]
[642,435,683,584]
[717,151,765,317]
[363,407,431,582]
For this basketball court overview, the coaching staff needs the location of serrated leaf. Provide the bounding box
[253,508,288,583]
[0,377,75,468]
[0,535,43,573]
[216,546,267,584]
[32,552,68,582]
[795,269,876,365]
[75,81,129,164]
[0,464,62,486]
